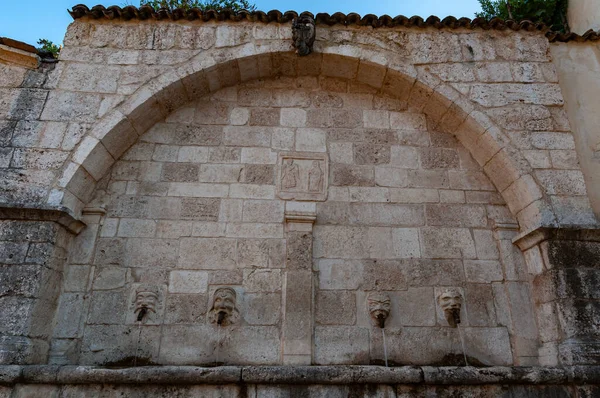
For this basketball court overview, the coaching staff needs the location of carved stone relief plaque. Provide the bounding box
[277,152,328,201]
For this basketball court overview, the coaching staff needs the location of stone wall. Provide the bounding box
[1,13,600,370]
[48,74,534,367]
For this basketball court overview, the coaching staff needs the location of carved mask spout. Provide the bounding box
[367,292,391,329]
[209,287,240,326]
[437,288,463,328]
[134,290,158,323]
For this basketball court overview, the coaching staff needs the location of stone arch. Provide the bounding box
[52,44,552,232]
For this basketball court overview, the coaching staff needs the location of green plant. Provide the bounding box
[476,0,569,32]
[139,0,256,11]
[36,39,61,58]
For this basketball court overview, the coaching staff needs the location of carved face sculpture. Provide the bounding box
[437,288,463,328]
[135,290,158,314]
[367,292,391,328]
[209,287,240,326]
[292,14,316,56]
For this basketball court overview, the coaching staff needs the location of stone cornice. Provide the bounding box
[513,226,600,251]
[0,365,599,385]
[0,203,86,234]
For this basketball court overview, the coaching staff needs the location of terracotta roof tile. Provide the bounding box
[68,4,599,43]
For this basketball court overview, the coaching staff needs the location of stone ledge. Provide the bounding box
[0,203,86,234]
[1,366,600,386]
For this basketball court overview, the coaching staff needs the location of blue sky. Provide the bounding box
[0,0,482,47]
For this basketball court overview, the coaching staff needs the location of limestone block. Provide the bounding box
[470,84,563,107]
[230,184,275,199]
[306,109,362,129]
[329,142,353,164]
[242,165,275,185]
[313,226,369,259]
[407,170,449,189]
[241,148,277,164]
[218,199,243,222]
[0,242,28,264]
[164,293,208,324]
[331,164,374,186]
[243,269,282,292]
[476,62,513,82]
[535,170,587,196]
[87,290,127,325]
[425,204,487,227]
[389,146,419,169]
[159,325,280,365]
[191,222,226,237]
[420,148,459,169]
[448,170,495,191]
[314,326,369,365]
[179,238,236,269]
[161,163,199,182]
[53,293,86,338]
[360,260,408,291]
[63,265,92,292]
[117,219,156,238]
[420,227,477,259]
[363,110,390,129]
[531,132,575,150]
[223,126,271,147]
[194,101,230,125]
[550,150,579,169]
[243,293,281,325]
[180,198,220,221]
[316,290,356,326]
[354,143,391,165]
[125,238,178,268]
[392,228,422,258]
[439,190,465,203]
[389,188,439,203]
[230,107,249,125]
[80,324,161,365]
[486,105,553,131]
[295,128,327,152]
[168,182,229,198]
[60,64,120,93]
[271,127,295,151]
[40,91,102,123]
[92,267,127,290]
[226,223,283,239]
[11,149,68,170]
[523,150,552,169]
[169,270,208,294]
[317,259,364,290]
[242,200,284,223]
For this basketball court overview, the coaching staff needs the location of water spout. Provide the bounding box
[217,310,227,326]
[376,313,386,329]
[136,306,148,322]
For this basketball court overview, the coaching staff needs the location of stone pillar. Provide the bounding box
[281,203,316,365]
[516,228,600,366]
[568,0,600,34]
[0,206,83,364]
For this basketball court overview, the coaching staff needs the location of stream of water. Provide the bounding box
[133,321,142,367]
[457,324,469,366]
[215,325,221,365]
[382,328,388,367]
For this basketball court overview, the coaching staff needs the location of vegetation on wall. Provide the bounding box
[139,0,256,11]
[476,0,569,32]
[36,39,61,58]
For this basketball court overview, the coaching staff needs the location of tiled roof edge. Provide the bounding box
[68,4,599,43]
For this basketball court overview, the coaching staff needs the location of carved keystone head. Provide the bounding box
[209,287,240,326]
[367,292,391,328]
[437,288,463,328]
[292,14,316,56]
